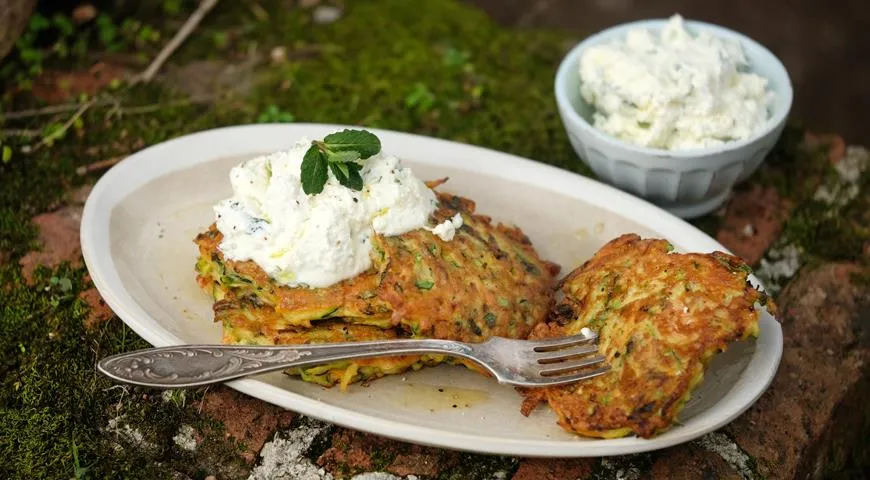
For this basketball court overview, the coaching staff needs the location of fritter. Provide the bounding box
[195,189,560,388]
[521,234,773,438]
[218,304,452,387]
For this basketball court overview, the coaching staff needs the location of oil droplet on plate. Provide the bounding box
[397,383,490,412]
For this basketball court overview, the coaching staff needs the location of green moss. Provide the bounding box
[436,454,518,480]
[368,449,396,472]
[752,122,827,200]
[767,154,870,272]
[590,453,653,479]
[744,452,763,480]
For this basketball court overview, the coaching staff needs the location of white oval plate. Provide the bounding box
[80,123,782,457]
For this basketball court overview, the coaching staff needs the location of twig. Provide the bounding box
[132,0,220,84]
[3,94,210,124]
[1,100,113,120]
[32,98,96,152]
[0,128,41,137]
[76,156,125,175]
[246,1,269,22]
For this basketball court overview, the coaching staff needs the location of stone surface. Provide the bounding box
[716,185,792,265]
[196,386,296,463]
[512,457,595,480]
[31,62,128,103]
[18,184,93,284]
[387,452,443,477]
[18,204,83,284]
[646,444,741,480]
[160,59,257,100]
[318,428,461,478]
[723,262,870,479]
[249,420,333,480]
[318,429,382,474]
[67,184,93,205]
[79,287,115,329]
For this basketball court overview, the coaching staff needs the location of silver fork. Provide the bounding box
[97,332,610,389]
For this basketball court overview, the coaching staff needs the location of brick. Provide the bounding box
[31,62,129,103]
[387,452,445,477]
[318,428,460,478]
[724,263,870,479]
[318,429,384,473]
[79,287,115,329]
[512,458,595,480]
[19,205,83,284]
[18,184,94,285]
[646,444,741,480]
[196,386,296,463]
[715,185,792,266]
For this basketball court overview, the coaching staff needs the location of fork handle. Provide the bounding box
[97,339,476,388]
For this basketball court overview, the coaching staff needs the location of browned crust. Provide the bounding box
[523,234,772,439]
[194,190,560,345]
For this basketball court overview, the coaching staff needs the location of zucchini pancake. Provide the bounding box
[195,189,560,389]
[520,234,773,439]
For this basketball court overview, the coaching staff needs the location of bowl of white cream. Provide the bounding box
[555,15,792,218]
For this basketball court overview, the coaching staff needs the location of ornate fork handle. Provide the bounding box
[97,339,476,388]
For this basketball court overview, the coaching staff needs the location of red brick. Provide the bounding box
[79,287,114,329]
[387,452,444,477]
[318,428,460,478]
[724,263,870,478]
[646,444,741,480]
[318,429,381,473]
[19,205,83,284]
[31,62,128,103]
[512,458,595,480]
[196,387,295,463]
[715,185,792,266]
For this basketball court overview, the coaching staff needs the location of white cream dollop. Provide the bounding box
[579,14,773,150]
[213,138,442,288]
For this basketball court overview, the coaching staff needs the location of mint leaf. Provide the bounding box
[330,161,350,181]
[345,163,363,190]
[323,129,381,159]
[301,146,328,194]
[327,149,361,163]
[302,129,379,195]
[330,162,363,191]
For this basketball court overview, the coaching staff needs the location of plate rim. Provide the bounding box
[80,123,783,457]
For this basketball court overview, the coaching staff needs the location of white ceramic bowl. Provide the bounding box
[555,19,793,218]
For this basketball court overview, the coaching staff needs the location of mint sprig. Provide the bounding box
[300,129,381,194]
